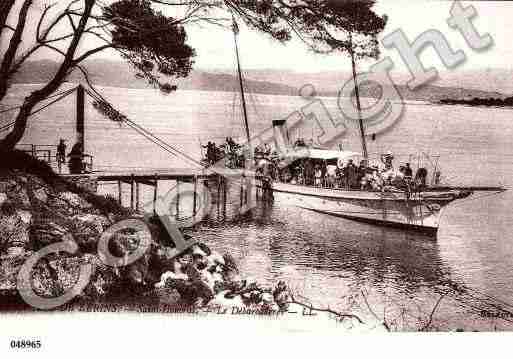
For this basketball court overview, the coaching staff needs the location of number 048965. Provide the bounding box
[10,339,42,349]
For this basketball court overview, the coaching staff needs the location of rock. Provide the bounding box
[178,253,193,267]
[210,291,245,308]
[0,250,33,294]
[72,214,109,233]
[0,211,30,251]
[155,271,188,288]
[82,254,119,298]
[273,281,291,311]
[16,210,32,225]
[8,186,30,207]
[0,181,16,193]
[0,193,7,207]
[5,246,26,257]
[30,221,68,246]
[223,253,238,271]
[158,288,182,306]
[32,188,48,203]
[192,245,208,258]
[196,242,212,256]
[59,192,92,209]
[209,251,225,266]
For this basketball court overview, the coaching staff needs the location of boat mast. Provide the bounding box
[232,17,252,151]
[349,33,369,165]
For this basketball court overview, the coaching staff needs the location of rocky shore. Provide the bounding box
[0,151,383,332]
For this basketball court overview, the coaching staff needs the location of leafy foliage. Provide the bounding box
[103,0,195,92]
[217,0,386,59]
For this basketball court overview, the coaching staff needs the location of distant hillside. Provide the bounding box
[11,60,298,96]
[11,60,508,101]
[239,68,507,101]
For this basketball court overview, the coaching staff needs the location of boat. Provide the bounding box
[203,17,505,236]
[267,147,469,235]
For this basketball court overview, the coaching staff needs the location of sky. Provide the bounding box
[180,0,513,73]
[5,0,513,74]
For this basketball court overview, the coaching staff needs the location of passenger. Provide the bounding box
[264,143,271,156]
[304,160,314,186]
[314,165,322,187]
[433,170,441,185]
[414,167,428,189]
[371,167,383,191]
[321,161,327,187]
[361,171,374,190]
[380,151,394,171]
[326,164,337,188]
[344,159,357,189]
[203,141,214,164]
[391,169,407,189]
[68,143,84,174]
[226,137,237,152]
[357,160,366,186]
[404,162,413,178]
[56,139,66,173]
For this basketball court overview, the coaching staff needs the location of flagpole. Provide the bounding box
[232,17,252,154]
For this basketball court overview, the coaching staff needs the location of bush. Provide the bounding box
[0,149,129,216]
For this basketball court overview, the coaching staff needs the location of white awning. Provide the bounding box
[285,148,361,160]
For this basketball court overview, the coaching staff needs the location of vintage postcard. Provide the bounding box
[0,0,512,356]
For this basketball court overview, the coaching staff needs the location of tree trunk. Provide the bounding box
[0,0,33,102]
[0,0,16,39]
[0,0,96,151]
[0,94,37,150]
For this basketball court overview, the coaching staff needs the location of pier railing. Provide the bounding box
[17,143,94,173]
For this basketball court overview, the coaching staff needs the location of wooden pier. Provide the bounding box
[61,168,266,216]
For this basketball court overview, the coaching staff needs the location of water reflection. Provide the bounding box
[190,188,513,330]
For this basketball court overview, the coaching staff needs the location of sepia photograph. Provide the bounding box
[0,0,512,356]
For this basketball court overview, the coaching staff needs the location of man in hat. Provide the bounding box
[404,162,413,178]
[56,139,66,173]
[380,151,394,171]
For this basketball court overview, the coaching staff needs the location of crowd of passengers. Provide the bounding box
[202,138,438,191]
[286,153,431,191]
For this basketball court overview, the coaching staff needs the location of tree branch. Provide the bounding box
[0,0,16,40]
[420,294,445,331]
[0,0,34,100]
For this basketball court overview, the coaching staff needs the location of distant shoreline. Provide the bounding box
[439,97,513,108]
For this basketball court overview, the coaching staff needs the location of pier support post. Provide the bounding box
[176,179,180,219]
[217,176,221,212]
[223,177,227,215]
[136,181,140,212]
[193,175,197,217]
[130,174,135,210]
[117,180,122,206]
[239,177,243,207]
[153,174,158,215]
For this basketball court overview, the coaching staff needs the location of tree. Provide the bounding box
[0,0,195,150]
[0,0,386,151]
[321,0,387,161]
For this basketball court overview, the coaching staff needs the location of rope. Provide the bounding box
[0,87,77,132]
[449,189,506,208]
[83,87,203,168]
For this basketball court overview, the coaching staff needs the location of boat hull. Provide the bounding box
[270,182,472,235]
